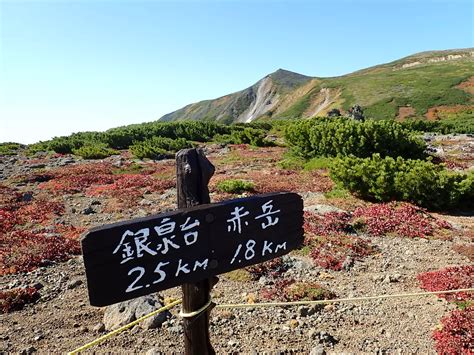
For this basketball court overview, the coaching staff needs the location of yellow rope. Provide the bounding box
[215,287,474,309]
[179,298,213,318]
[68,288,473,353]
[67,299,182,355]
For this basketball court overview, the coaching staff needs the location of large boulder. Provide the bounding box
[347,104,365,121]
[103,294,171,330]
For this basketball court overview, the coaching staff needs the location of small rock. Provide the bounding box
[29,163,46,169]
[298,306,310,317]
[82,206,96,215]
[21,192,34,202]
[33,334,43,341]
[31,282,44,290]
[103,295,170,331]
[168,325,181,334]
[20,346,36,354]
[309,344,326,355]
[304,204,346,215]
[319,331,338,345]
[145,348,161,355]
[342,256,354,271]
[8,280,20,288]
[57,157,75,166]
[67,279,83,289]
[93,322,105,333]
[227,339,238,347]
[112,158,125,168]
[383,274,401,283]
[288,319,299,329]
[140,199,153,206]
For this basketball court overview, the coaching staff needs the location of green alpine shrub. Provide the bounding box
[72,143,119,159]
[130,137,193,160]
[330,154,473,210]
[285,118,426,159]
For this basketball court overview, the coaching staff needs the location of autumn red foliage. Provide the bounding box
[37,162,175,207]
[246,257,289,280]
[432,306,474,355]
[250,169,334,194]
[1,226,83,275]
[304,211,376,271]
[304,211,352,236]
[352,202,451,239]
[417,265,474,302]
[38,163,115,194]
[0,186,84,275]
[0,287,40,313]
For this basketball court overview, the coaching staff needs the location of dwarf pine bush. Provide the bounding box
[330,154,473,210]
[285,118,426,159]
[130,137,192,160]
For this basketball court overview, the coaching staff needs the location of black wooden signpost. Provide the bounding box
[81,148,304,354]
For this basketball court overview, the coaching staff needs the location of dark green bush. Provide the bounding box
[212,134,236,145]
[232,128,269,146]
[285,118,426,159]
[72,144,119,159]
[130,137,193,160]
[330,154,473,210]
[26,142,51,156]
[213,127,273,147]
[0,143,22,156]
[216,179,255,194]
[48,137,81,154]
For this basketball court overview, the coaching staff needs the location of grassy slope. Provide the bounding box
[321,58,474,119]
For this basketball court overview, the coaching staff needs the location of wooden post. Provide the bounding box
[176,148,216,355]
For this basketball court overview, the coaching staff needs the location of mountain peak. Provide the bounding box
[267,68,312,89]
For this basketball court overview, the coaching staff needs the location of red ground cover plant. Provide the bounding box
[0,185,84,275]
[0,184,22,205]
[38,163,115,194]
[417,265,474,302]
[37,162,175,207]
[250,169,334,194]
[246,257,289,280]
[1,225,84,275]
[0,194,64,234]
[352,202,451,239]
[432,306,473,355]
[0,287,40,313]
[86,174,174,198]
[308,234,376,271]
[304,211,376,271]
[304,211,352,236]
[260,278,336,301]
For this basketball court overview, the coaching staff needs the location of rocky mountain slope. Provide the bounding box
[159,48,474,122]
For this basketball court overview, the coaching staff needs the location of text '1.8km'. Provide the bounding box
[82,192,304,306]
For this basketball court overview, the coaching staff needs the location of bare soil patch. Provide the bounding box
[396,106,416,121]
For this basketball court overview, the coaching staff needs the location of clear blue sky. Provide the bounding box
[1,0,473,144]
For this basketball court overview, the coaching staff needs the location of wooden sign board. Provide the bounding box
[82,192,303,307]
